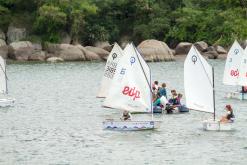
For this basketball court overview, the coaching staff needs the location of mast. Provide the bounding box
[4,59,7,94]
[212,67,216,121]
[133,44,153,115]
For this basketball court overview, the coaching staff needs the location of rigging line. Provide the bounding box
[0,63,8,80]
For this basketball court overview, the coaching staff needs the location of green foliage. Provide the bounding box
[0,0,247,46]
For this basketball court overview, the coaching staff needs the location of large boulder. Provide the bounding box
[45,43,86,61]
[28,43,46,61]
[175,42,192,55]
[7,26,26,44]
[137,39,174,62]
[85,46,109,60]
[94,41,113,52]
[76,45,101,61]
[8,41,34,61]
[0,39,8,59]
[203,50,219,59]
[59,44,85,61]
[0,29,5,40]
[194,41,208,52]
[214,45,227,54]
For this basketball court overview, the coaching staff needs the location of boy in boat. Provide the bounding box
[220,105,235,123]
[152,81,159,95]
[121,110,132,121]
[241,86,247,93]
[158,83,167,98]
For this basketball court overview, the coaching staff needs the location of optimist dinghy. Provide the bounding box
[102,43,161,131]
[184,46,233,131]
[223,40,247,100]
[0,56,15,107]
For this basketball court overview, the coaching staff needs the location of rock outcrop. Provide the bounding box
[7,26,26,44]
[175,42,192,55]
[85,46,109,60]
[0,39,8,59]
[137,39,174,62]
[8,41,34,61]
[194,41,208,52]
[46,57,64,62]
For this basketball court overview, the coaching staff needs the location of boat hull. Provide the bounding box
[103,120,161,131]
[226,92,247,100]
[202,120,233,131]
[0,98,15,107]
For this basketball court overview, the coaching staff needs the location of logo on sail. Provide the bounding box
[234,49,239,55]
[122,86,140,100]
[130,57,136,65]
[230,69,239,77]
[112,53,117,60]
[192,55,197,64]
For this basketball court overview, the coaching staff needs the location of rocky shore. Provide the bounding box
[0,26,231,62]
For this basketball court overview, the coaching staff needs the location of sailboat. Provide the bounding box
[103,43,161,130]
[184,46,233,131]
[223,40,247,100]
[97,43,124,98]
[0,56,15,107]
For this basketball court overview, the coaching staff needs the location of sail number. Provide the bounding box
[230,69,239,77]
[104,61,117,79]
[122,86,140,100]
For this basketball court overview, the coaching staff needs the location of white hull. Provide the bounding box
[226,92,247,100]
[103,120,161,131]
[0,98,15,107]
[202,120,233,131]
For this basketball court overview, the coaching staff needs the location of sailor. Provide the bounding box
[220,105,235,123]
[152,81,159,95]
[121,110,132,121]
[158,83,167,98]
[241,86,247,93]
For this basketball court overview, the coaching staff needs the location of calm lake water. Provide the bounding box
[0,59,246,165]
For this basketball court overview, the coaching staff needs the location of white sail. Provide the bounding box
[239,47,247,86]
[223,40,244,86]
[97,43,124,98]
[184,46,214,113]
[0,56,7,94]
[103,43,151,113]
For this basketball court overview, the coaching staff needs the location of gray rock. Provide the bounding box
[85,46,109,60]
[94,41,113,52]
[194,41,208,52]
[76,45,101,61]
[46,57,64,62]
[7,26,26,44]
[206,46,216,52]
[8,41,34,61]
[214,45,227,54]
[0,29,5,40]
[137,39,174,62]
[203,50,219,59]
[175,42,192,55]
[28,51,46,61]
[0,42,8,59]
[59,44,85,61]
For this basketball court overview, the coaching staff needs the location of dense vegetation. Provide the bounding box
[0,0,247,46]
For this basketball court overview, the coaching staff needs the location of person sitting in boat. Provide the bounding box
[158,83,167,98]
[241,86,247,93]
[121,110,132,121]
[152,81,159,94]
[220,105,235,123]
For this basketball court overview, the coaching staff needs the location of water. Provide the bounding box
[0,60,246,165]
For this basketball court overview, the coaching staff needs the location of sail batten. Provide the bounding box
[184,46,214,113]
[103,43,151,113]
